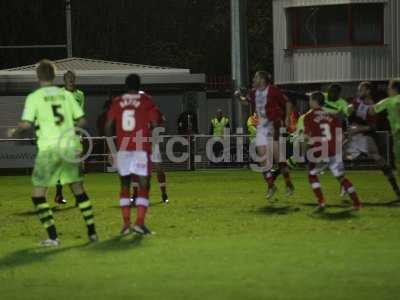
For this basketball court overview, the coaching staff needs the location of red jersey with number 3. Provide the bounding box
[107,93,160,152]
[304,108,342,157]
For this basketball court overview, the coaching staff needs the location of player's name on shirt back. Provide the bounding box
[119,94,141,108]
[310,110,336,124]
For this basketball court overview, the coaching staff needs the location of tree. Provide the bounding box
[0,0,273,77]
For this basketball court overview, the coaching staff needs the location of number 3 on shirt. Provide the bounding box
[122,110,136,131]
[320,123,332,141]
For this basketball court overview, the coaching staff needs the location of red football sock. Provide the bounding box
[120,188,131,227]
[121,206,131,227]
[309,174,325,205]
[341,178,361,207]
[135,197,149,226]
[135,187,150,226]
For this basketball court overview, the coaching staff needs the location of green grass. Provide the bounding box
[1,170,400,300]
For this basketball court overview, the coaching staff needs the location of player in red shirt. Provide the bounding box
[346,82,400,200]
[105,74,161,235]
[238,71,294,200]
[304,92,361,211]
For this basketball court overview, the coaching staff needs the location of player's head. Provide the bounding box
[309,91,325,109]
[253,71,272,89]
[327,84,342,101]
[388,80,400,97]
[64,70,76,90]
[358,81,373,99]
[36,59,55,84]
[216,109,223,118]
[125,74,141,92]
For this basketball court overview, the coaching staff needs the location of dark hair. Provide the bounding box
[328,84,342,93]
[359,81,372,91]
[36,59,55,81]
[125,74,141,91]
[256,71,273,84]
[359,81,376,98]
[64,70,76,80]
[389,80,400,94]
[310,91,325,106]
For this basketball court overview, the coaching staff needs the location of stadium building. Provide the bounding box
[273,0,400,96]
[0,57,206,137]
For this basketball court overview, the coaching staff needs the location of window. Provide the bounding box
[288,4,384,48]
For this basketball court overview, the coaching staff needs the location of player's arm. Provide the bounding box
[81,92,86,110]
[234,87,251,106]
[340,100,350,116]
[9,95,36,137]
[302,116,314,145]
[8,121,32,138]
[369,97,390,116]
[348,124,372,135]
[148,106,164,130]
[104,119,115,137]
[347,103,355,115]
[68,93,86,130]
[104,101,116,137]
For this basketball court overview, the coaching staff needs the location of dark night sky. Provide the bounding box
[0,0,273,76]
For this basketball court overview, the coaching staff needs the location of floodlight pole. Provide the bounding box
[66,0,73,57]
[230,0,248,131]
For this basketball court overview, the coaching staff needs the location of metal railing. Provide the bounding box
[0,132,393,173]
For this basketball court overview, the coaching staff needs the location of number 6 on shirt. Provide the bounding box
[122,110,136,131]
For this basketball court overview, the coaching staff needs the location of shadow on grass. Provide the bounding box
[299,202,350,209]
[255,205,301,216]
[0,243,89,270]
[347,200,400,208]
[110,202,164,209]
[13,206,77,217]
[310,209,358,221]
[88,234,143,252]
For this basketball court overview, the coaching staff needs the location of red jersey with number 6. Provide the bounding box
[304,108,342,157]
[107,92,160,152]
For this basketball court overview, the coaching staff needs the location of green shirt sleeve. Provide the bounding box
[67,92,85,120]
[338,99,349,116]
[21,94,36,123]
[81,92,85,110]
[77,90,85,109]
[374,97,391,113]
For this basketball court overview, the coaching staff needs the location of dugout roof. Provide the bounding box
[0,57,205,91]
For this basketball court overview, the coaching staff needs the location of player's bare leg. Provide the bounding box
[372,153,400,201]
[155,163,168,203]
[337,176,361,210]
[258,144,277,200]
[32,186,60,246]
[132,175,152,235]
[54,180,67,205]
[275,139,295,197]
[69,182,98,242]
[130,175,139,206]
[120,175,133,235]
[308,164,326,212]
[278,162,295,197]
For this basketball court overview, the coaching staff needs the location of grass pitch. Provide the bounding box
[0,170,400,300]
